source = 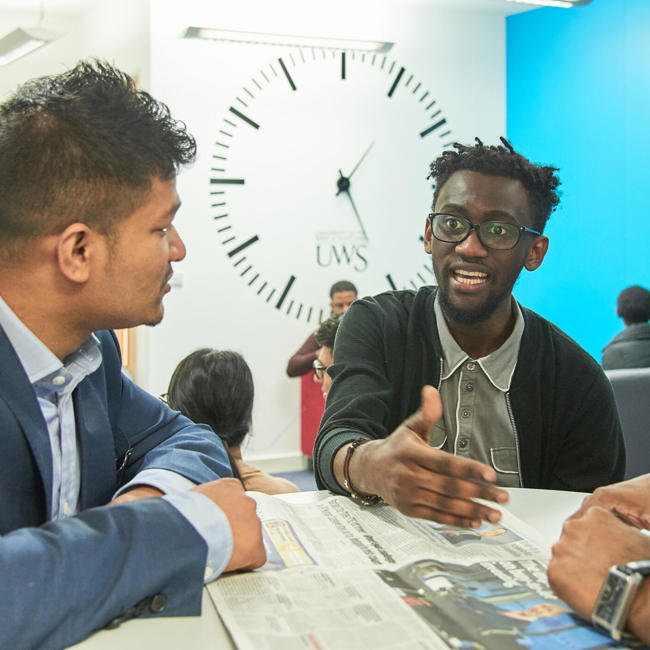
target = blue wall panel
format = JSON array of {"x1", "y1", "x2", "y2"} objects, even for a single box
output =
[{"x1": 507, "y1": 0, "x2": 650, "y2": 361}]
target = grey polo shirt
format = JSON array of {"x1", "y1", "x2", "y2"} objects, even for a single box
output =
[{"x1": 431, "y1": 296, "x2": 523, "y2": 487}]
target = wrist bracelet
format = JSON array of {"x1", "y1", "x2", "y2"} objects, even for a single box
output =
[{"x1": 342, "y1": 438, "x2": 382, "y2": 506}]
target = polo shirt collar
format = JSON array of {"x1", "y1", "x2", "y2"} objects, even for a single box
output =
[{"x1": 434, "y1": 293, "x2": 524, "y2": 392}]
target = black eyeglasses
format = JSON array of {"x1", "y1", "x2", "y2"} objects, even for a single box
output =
[
  {"x1": 313, "y1": 359, "x2": 328, "y2": 380},
  {"x1": 428, "y1": 212, "x2": 541, "y2": 251}
]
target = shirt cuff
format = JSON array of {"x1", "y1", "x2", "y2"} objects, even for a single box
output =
[
  {"x1": 163, "y1": 491, "x2": 233, "y2": 583},
  {"x1": 113, "y1": 468, "x2": 196, "y2": 499}
]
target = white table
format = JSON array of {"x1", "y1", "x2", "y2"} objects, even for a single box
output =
[{"x1": 73, "y1": 488, "x2": 587, "y2": 649}]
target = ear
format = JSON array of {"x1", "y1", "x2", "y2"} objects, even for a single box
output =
[
  {"x1": 524, "y1": 235, "x2": 549, "y2": 272},
  {"x1": 56, "y1": 222, "x2": 98, "y2": 283},
  {"x1": 424, "y1": 217, "x2": 433, "y2": 254}
]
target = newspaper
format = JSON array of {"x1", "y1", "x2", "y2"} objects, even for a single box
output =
[{"x1": 207, "y1": 493, "x2": 648, "y2": 650}]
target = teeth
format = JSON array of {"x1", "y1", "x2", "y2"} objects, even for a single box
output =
[{"x1": 454, "y1": 270, "x2": 487, "y2": 285}]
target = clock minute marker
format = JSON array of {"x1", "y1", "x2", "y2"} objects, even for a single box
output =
[
  {"x1": 386, "y1": 274, "x2": 397, "y2": 290},
  {"x1": 211, "y1": 178, "x2": 245, "y2": 185},
  {"x1": 228, "y1": 235, "x2": 259, "y2": 258},
  {"x1": 341, "y1": 51, "x2": 346, "y2": 80},
  {"x1": 420, "y1": 118, "x2": 447, "y2": 138},
  {"x1": 276, "y1": 275, "x2": 296, "y2": 309},
  {"x1": 228, "y1": 107, "x2": 260, "y2": 130},
  {"x1": 387, "y1": 67, "x2": 405, "y2": 98},
  {"x1": 278, "y1": 58, "x2": 296, "y2": 91}
]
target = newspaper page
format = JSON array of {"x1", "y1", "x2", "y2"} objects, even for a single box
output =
[{"x1": 207, "y1": 493, "x2": 648, "y2": 650}]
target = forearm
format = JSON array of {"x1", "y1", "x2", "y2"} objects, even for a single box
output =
[
  {"x1": 628, "y1": 580, "x2": 650, "y2": 643},
  {"x1": 286, "y1": 351, "x2": 317, "y2": 377},
  {"x1": 0, "y1": 499, "x2": 206, "y2": 649},
  {"x1": 286, "y1": 333, "x2": 318, "y2": 377}
]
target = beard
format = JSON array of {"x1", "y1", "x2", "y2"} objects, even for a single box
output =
[{"x1": 437, "y1": 278, "x2": 516, "y2": 325}]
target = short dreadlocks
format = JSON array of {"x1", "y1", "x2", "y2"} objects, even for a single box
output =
[{"x1": 429, "y1": 137, "x2": 561, "y2": 233}]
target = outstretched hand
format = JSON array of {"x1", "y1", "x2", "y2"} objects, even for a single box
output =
[{"x1": 339, "y1": 386, "x2": 509, "y2": 527}]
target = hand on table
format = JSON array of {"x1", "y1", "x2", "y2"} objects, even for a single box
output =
[
  {"x1": 548, "y1": 506, "x2": 650, "y2": 642},
  {"x1": 572, "y1": 473, "x2": 650, "y2": 529},
  {"x1": 192, "y1": 478, "x2": 266, "y2": 572},
  {"x1": 337, "y1": 386, "x2": 509, "y2": 527}
]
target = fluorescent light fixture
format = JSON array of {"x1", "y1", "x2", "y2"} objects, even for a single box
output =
[
  {"x1": 0, "y1": 26, "x2": 60, "y2": 66},
  {"x1": 505, "y1": 0, "x2": 592, "y2": 6},
  {"x1": 183, "y1": 27, "x2": 393, "y2": 53}
]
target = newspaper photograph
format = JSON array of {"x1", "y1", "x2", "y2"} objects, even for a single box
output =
[{"x1": 207, "y1": 493, "x2": 648, "y2": 650}]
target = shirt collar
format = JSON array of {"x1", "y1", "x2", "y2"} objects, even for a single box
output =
[
  {"x1": 434, "y1": 293, "x2": 524, "y2": 391},
  {"x1": 0, "y1": 295, "x2": 101, "y2": 387}
]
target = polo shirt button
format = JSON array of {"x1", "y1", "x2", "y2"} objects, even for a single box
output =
[
  {"x1": 458, "y1": 438, "x2": 469, "y2": 449},
  {"x1": 461, "y1": 408, "x2": 472, "y2": 418},
  {"x1": 52, "y1": 375, "x2": 66, "y2": 386},
  {"x1": 464, "y1": 382, "x2": 474, "y2": 392},
  {"x1": 466, "y1": 362, "x2": 476, "y2": 371},
  {"x1": 149, "y1": 594, "x2": 168, "y2": 613}
]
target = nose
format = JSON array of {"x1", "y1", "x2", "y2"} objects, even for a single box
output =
[
  {"x1": 454, "y1": 227, "x2": 488, "y2": 258},
  {"x1": 168, "y1": 226, "x2": 187, "y2": 262}
]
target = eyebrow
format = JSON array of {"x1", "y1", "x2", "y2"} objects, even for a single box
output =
[{"x1": 437, "y1": 203, "x2": 521, "y2": 223}]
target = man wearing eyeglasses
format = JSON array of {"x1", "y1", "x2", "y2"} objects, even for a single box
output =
[
  {"x1": 314, "y1": 138, "x2": 624, "y2": 527},
  {"x1": 313, "y1": 315, "x2": 343, "y2": 400}
]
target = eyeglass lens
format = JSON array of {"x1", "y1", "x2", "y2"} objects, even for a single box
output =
[{"x1": 431, "y1": 213, "x2": 521, "y2": 250}]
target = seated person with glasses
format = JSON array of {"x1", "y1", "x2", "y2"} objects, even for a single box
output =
[
  {"x1": 167, "y1": 349, "x2": 299, "y2": 495},
  {"x1": 314, "y1": 138, "x2": 624, "y2": 528},
  {"x1": 313, "y1": 314, "x2": 343, "y2": 400}
]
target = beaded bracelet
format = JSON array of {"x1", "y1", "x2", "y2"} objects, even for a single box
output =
[{"x1": 342, "y1": 438, "x2": 382, "y2": 506}]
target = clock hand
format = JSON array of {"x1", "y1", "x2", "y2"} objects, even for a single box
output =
[
  {"x1": 336, "y1": 170, "x2": 368, "y2": 239},
  {"x1": 344, "y1": 185, "x2": 368, "y2": 241},
  {"x1": 348, "y1": 141, "x2": 375, "y2": 179}
]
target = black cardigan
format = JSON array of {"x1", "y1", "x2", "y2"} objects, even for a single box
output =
[{"x1": 314, "y1": 286, "x2": 625, "y2": 493}]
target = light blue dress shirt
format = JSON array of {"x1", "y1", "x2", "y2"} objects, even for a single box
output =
[{"x1": 0, "y1": 296, "x2": 232, "y2": 581}]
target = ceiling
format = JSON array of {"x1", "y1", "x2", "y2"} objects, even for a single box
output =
[{"x1": 0, "y1": 0, "x2": 535, "y2": 18}]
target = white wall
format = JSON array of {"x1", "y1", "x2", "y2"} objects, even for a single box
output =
[
  {"x1": 1, "y1": 0, "x2": 506, "y2": 468},
  {"x1": 145, "y1": 0, "x2": 506, "y2": 465}
]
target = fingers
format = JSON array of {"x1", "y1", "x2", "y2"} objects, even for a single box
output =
[
  {"x1": 193, "y1": 478, "x2": 266, "y2": 572},
  {"x1": 403, "y1": 386, "x2": 443, "y2": 443},
  {"x1": 389, "y1": 461, "x2": 507, "y2": 526}
]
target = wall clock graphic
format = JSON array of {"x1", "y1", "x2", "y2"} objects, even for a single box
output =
[{"x1": 210, "y1": 47, "x2": 453, "y2": 323}]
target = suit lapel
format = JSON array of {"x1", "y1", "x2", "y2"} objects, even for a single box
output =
[
  {"x1": 0, "y1": 327, "x2": 54, "y2": 519},
  {"x1": 75, "y1": 376, "x2": 117, "y2": 508}
]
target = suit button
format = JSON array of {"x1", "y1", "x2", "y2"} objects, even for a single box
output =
[{"x1": 150, "y1": 594, "x2": 168, "y2": 613}]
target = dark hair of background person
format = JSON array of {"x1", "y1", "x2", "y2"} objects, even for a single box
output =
[
  {"x1": 167, "y1": 349, "x2": 255, "y2": 483},
  {"x1": 316, "y1": 313, "x2": 343, "y2": 349},
  {"x1": 617, "y1": 285, "x2": 650, "y2": 323},
  {"x1": 0, "y1": 59, "x2": 196, "y2": 256},
  {"x1": 428, "y1": 137, "x2": 561, "y2": 233},
  {"x1": 329, "y1": 280, "x2": 357, "y2": 298}
]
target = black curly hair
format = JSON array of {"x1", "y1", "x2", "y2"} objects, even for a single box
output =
[
  {"x1": 0, "y1": 59, "x2": 196, "y2": 249},
  {"x1": 429, "y1": 137, "x2": 561, "y2": 233}
]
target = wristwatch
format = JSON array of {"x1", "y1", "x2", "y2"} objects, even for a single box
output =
[{"x1": 592, "y1": 559, "x2": 650, "y2": 640}]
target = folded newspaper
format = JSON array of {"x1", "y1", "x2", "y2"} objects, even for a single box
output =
[{"x1": 208, "y1": 492, "x2": 648, "y2": 650}]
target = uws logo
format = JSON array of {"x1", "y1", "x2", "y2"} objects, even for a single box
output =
[{"x1": 315, "y1": 231, "x2": 368, "y2": 272}]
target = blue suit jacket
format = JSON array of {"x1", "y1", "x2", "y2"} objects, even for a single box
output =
[{"x1": 0, "y1": 328, "x2": 233, "y2": 648}]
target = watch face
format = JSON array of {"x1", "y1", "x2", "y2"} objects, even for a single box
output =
[
  {"x1": 593, "y1": 566, "x2": 642, "y2": 640},
  {"x1": 210, "y1": 47, "x2": 453, "y2": 323}
]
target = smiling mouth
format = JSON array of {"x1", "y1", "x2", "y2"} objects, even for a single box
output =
[{"x1": 453, "y1": 270, "x2": 488, "y2": 286}]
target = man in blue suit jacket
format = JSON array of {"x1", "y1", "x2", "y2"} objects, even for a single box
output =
[{"x1": 0, "y1": 61, "x2": 265, "y2": 648}]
